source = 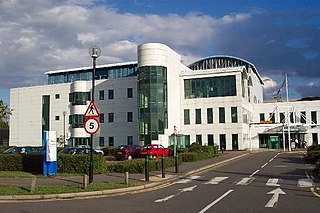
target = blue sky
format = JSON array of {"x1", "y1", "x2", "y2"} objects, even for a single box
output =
[{"x1": 0, "y1": 0, "x2": 319, "y2": 105}]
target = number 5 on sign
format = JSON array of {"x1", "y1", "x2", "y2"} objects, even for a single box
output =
[{"x1": 84, "y1": 118, "x2": 100, "y2": 134}]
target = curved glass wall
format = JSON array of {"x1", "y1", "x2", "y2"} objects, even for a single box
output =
[
  {"x1": 69, "y1": 92, "x2": 90, "y2": 105},
  {"x1": 138, "y1": 66, "x2": 168, "y2": 144},
  {"x1": 48, "y1": 64, "x2": 138, "y2": 84},
  {"x1": 184, "y1": 76, "x2": 236, "y2": 99}
]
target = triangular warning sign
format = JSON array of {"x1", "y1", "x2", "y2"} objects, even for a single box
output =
[{"x1": 84, "y1": 101, "x2": 100, "y2": 118}]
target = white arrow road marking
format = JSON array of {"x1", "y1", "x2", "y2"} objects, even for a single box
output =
[
  {"x1": 236, "y1": 177, "x2": 254, "y2": 185},
  {"x1": 198, "y1": 190, "x2": 234, "y2": 213},
  {"x1": 265, "y1": 187, "x2": 286, "y2": 208},
  {"x1": 298, "y1": 179, "x2": 314, "y2": 188},
  {"x1": 266, "y1": 178, "x2": 280, "y2": 187},
  {"x1": 204, "y1": 177, "x2": 229, "y2": 185},
  {"x1": 176, "y1": 175, "x2": 201, "y2": 184},
  {"x1": 154, "y1": 185, "x2": 197, "y2": 203}
]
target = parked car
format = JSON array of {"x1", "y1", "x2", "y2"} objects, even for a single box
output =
[
  {"x1": 59, "y1": 147, "x2": 104, "y2": 155},
  {"x1": 114, "y1": 145, "x2": 142, "y2": 160},
  {"x1": 140, "y1": 144, "x2": 169, "y2": 158},
  {"x1": 2, "y1": 146, "x2": 43, "y2": 154}
]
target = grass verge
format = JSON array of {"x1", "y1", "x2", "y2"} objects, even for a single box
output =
[{"x1": 0, "y1": 182, "x2": 139, "y2": 195}]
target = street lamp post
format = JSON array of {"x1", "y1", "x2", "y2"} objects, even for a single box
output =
[
  {"x1": 63, "y1": 111, "x2": 67, "y2": 148},
  {"x1": 88, "y1": 46, "x2": 101, "y2": 184}
]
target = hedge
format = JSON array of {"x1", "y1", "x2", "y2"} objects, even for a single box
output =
[
  {"x1": 306, "y1": 150, "x2": 320, "y2": 164},
  {"x1": 307, "y1": 144, "x2": 320, "y2": 153},
  {"x1": 315, "y1": 160, "x2": 320, "y2": 176}
]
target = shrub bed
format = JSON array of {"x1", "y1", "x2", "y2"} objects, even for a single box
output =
[
  {"x1": 306, "y1": 150, "x2": 320, "y2": 164},
  {"x1": 307, "y1": 144, "x2": 320, "y2": 153},
  {"x1": 315, "y1": 160, "x2": 320, "y2": 176}
]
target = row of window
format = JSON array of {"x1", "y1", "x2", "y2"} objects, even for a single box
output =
[
  {"x1": 98, "y1": 135, "x2": 134, "y2": 147},
  {"x1": 260, "y1": 111, "x2": 317, "y2": 124},
  {"x1": 69, "y1": 112, "x2": 134, "y2": 128},
  {"x1": 184, "y1": 133, "x2": 239, "y2": 150},
  {"x1": 99, "y1": 88, "x2": 133, "y2": 100},
  {"x1": 184, "y1": 107, "x2": 238, "y2": 125}
]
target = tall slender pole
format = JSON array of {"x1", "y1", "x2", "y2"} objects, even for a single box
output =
[
  {"x1": 89, "y1": 57, "x2": 96, "y2": 184},
  {"x1": 285, "y1": 73, "x2": 291, "y2": 152},
  {"x1": 63, "y1": 111, "x2": 66, "y2": 148}
]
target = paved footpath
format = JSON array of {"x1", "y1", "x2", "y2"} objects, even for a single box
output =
[{"x1": 0, "y1": 150, "x2": 318, "y2": 201}]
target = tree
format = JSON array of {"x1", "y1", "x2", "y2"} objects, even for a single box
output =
[{"x1": 0, "y1": 100, "x2": 11, "y2": 130}]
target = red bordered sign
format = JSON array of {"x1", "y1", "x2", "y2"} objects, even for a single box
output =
[
  {"x1": 84, "y1": 101, "x2": 100, "y2": 118},
  {"x1": 84, "y1": 118, "x2": 100, "y2": 135}
]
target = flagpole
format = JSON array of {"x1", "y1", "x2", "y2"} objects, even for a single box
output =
[{"x1": 285, "y1": 73, "x2": 291, "y2": 152}]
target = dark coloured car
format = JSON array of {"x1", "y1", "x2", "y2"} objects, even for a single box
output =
[
  {"x1": 59, "y1": 147, "x2": 104, "y2": 155},
  {"x1": 114, "y1": 145, "x2": 142, "y2": 160},
  {"x1": 2, "y1": 146, "x2": 43, "y2": 154}
]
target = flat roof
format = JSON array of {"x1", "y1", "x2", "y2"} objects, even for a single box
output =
[{"x1": 45, "y1": 61, "x2": 137, "y2": 75}]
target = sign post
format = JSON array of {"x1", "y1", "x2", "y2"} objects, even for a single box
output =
[
  {"x1": 84, "y1": 100, "x2": 100, "y2": 184},
  {"x1": 43, "y1": 131, "x2": 57, "y2": 176}
]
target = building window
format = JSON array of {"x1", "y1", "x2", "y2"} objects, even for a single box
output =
[
  {"x1": 279, "y1": 112, "x2": 285, "y2": 123},
  {"x1": 300, "y1": 111, "x2": 306, "y2": 124},
  {"x1": 55, "y1": 116, "x2": 60, "y2": 121},
  {"x1": 108, "y1": 90, "x2": 114, "y2": 99},
  {"x1": 269, "y1": 113, "x2": 275, "y2": 123},
  {"x1": 219, "y1": 107, "x2": 225, "y2": 123},
  {"x1": 185, "y1": 135, "x2": 190, "y2": 147},
  {"x1": 184, "y1": 109, "x2": 190, "y2": 125},
  {"x1": 184, "y1": 75, "x2": 236, "y2": 99},
  {"x1": 311, "y1": 111, "x2": 317, "y2": 124},
  {"x1": 259, "y1": 113, "x2": 265, "y2": 122},
  {"x1": 127, "y1": 136, "x2": 133, "y2": 145},
  {"x1": 99, "y1": 137, "x2": 105, "y2": 147},
  {"x1": 207, "y1": 108, "x2": 213, "y2": 124},
  {"x1": 220, "y1": 134, "x2": 226, "y2": 150},
  {"x1": 312, "y1": 133, "x2": 318, "y2": 145},
  {"x1": 99, "y1": 90, "x2": 104, "y2": 100},
  {"x1": 231, "y1": 107, "x2": 237, "y2": 123},
  {"x1": 127, "y1": 112, "x2": 133, "y2": 122},
  {"x1": 290, "y1": 112, "x2": 295, "y2": 123},
  {"x1": 208, "y1": 134, "x2": 214, "y2": 146},
  {"x1": 232, "y1": 134, "x2": 238, "y2": 150},
  {"x1": 109, "y1": 137, "x2": 114, "y2": 146},
  {"x1": 108, "y1": 113, "x2": 114, "y2": 123},
  {"x1": 100, "y1": 113, "x2": 104, "y2": 123},
  {"x1": 69, "y1": 92, "x2": 90, "y2": 105},
  {"x1": 195, "y1": 109, "x2": 201, "y2": 124},
  {"x1": 55, "y1": 94, "x2": 60, "y2": 99},
  {"x1": 196, "y1": 135, "x2": 202, "y2": 145},
  {"x1": 69, "y1": 114, "x2": 85, "y2": 128},
  {"x1": 127, "y1": 88, "x2": 133, "y2": 98}
]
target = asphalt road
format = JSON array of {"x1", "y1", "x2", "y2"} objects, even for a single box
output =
[{"x1": 1, "y1": 151, "x2": 319, "y2": 213}]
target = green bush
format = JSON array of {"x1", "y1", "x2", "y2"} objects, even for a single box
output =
[
  {"x1": 307, "y1": 144, "x2": 320, "y2": 153},
  {"x1": 315, "y1": 160, "x2": 320, "y2": 176},
  {"x1": 306, "y1": 150, "x2": 320, "y2": 164},
  {"x1": 0, "y1": 154, "x2": 24, "y2": 171},
  {"x1": 101, "y1": 146, "x2": 116, "y2": 156},
  {"x1": 58, "y1": 154, "x2": 107, "y2": 174}
]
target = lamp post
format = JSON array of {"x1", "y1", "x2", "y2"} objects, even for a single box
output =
[
  {"x1": 63, "y1": 111, "x2": 67, "y2": 148},
  {"x1": 88, "y1": 46, "x2": 101, "y2": 184}
]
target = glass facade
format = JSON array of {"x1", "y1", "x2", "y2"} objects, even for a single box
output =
[
  {"x1": 184, "y1": 76, "x2": 236, "y2": 99},
  {"x1": 69, "y1": 114, "x2": 84, "y2": 128},
  {"x1": 48, "y1": 63, "x2": 138, "y2": 84},
  {"x1": 138, "y1": 66, "x2": 168, "y2": 144},
  {"x1": 69, "y1": 92, "x2": 90, "y2": 105}
]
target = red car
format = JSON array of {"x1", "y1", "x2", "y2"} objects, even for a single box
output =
[
  {"x1": 140, "y1": 144, "x2": 169, "y2": 158},
  {"x1": 114, "y1": 145, "x2": 142, "y2": 160}
]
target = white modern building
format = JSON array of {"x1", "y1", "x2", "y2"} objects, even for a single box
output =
[{"x1": 9, "y1": 43, "x2": 320, "y2": 150}]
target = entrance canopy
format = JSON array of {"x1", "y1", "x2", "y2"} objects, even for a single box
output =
[{"x1": 262, "y1": 124, "x2": 307, "y2": 134}]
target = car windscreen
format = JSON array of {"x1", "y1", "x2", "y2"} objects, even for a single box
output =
[{"x1": 142, "y1": 145, "x2": 152, "y2": 150}]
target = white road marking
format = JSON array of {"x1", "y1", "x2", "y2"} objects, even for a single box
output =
[
  {"x1": 250, "y1": 169, "x2": 259, "y2": 177},
  {"x1": 298, "y1": 179, "x2": 314, "y2": 188},
  {"x1": 236, "y1": 177, "x2": 255, "y2": 185},
  {"x1": 274, "y1": 165, "x2": 287, "y2": 168},
  {"x1": 154, "y1": 185, "x2": 197, "y2": 203},
  {"x1": 176, "y1": 175, "x2": 201, "y2": 184},
  {"x1": 204, "y1": 177, "x2": 229, "y2": 185},
  {"x1": 261, "y1": 163, "x2": 268, "y2": 168},
  {"x1": 265, "y1": 188, "x2": 286, "y2": 208},
  {"x1": 198, "y1": 190, "x2": 234, "y2": 213},
  {"x1": 266, "y1": 178, "x2": 280, "y2": 187}
]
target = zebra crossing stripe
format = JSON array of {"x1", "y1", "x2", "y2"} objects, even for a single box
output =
[
  {"x1": 266, "y1": 178, "x2": 280, "y2": 186},
  {"x1": 204, "y1": 177, "x2": 229, "y2": 185},
  {"x1": 298, "y1": 179, "x2": 314, "y2": 188},
  {"x1": 176, "y1": 175, "x2": 201, "y2": 184},
  {"x1": 236, "y1": 177, "x2": 255, "y2": 185}
]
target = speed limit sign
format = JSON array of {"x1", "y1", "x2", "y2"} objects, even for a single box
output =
[{"x1": 84, "y1": 118, "x2": 100, "y2": 134}]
